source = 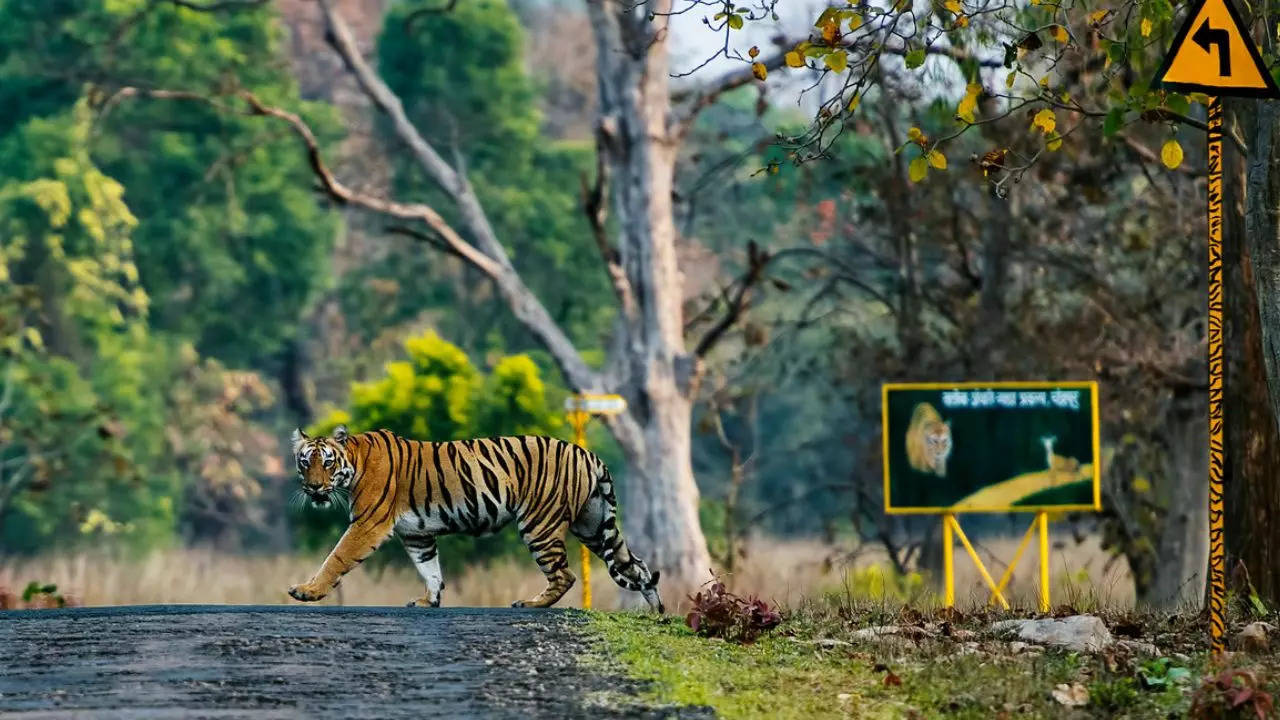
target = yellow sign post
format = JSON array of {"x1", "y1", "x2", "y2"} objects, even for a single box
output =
[
  {"x1": 1153, "y1": 0, "x2": 1279, "y2": 655},
  {"x1": 564, "y1": 393, "x2": 627, "y2": 609}
]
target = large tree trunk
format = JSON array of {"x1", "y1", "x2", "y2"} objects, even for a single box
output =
[
  {"x1": 1143, "y1": 389, "x2": 1208, "y2": 608},
  {"x1": 589, "y1": 0, "x2": 712, "y2": 600},
  {"x1": 1226, "y1": 96, "x2": 1280, "y2": 602}
]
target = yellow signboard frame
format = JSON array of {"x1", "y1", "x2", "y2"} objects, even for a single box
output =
[{"x1": 881, "y1": 381, "x2": 1102, "y2": 515}]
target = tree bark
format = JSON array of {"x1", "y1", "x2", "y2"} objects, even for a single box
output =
[
  {"x1": 1143, "y1": 388, "x2": 1208, "y2": 609},
  {"x1": 1225, "y1": 97, "x2": 1280, "y2": 602},
  {"x1": 588, "y1": 0, "x2": 712, "y2": 599}
]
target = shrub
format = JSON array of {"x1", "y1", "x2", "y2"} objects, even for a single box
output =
[
  {"x1": 685, "y1": 576, "x2": 782, "y2": 644},
  {"x1": 1189, "y1": 667, "x2": 1275, "y2": 720},
  {"x1": 0, "y1": 582, "x2": 77, "y2": 609}
]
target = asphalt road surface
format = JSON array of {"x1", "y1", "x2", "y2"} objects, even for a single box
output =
[{"x1": 0, "y1": 605, "x2": 711, "y2": 719}]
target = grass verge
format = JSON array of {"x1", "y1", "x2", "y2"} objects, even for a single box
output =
[{"x1": 582, "y1": 605, "x2": 1235, "y2": 719}]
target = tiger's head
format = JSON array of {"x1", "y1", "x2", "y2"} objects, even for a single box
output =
[{"x1": 291, "y1": 425, "x2": 355, "y2": 507}]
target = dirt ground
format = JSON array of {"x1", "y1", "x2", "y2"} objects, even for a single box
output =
[{"x1": 0, "y1": 605, "x2": 710, "y2": 719}]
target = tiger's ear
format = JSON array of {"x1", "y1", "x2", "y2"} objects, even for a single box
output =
[
  {"x1": 332, "y1": 425, "x2": 348, "y2": 443},
  {"x1": 291, "y1": 428, "x2": 308, "y2": 452}
]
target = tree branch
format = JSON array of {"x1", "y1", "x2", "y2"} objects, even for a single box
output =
[
  {"x1": 693, "y1": 241, "x2": 771, "y2": 357},
  {"x1": 582, "y1": 127, "x2": 638, "y2": 320},
  {"x1": 163, "y1": 0, "x2": 269, "y2": 11},
  {"x1": 316, "y1": 0, "x2": 608, "y2": 396}
]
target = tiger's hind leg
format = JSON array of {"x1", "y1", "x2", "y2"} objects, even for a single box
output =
[
  {"x1": 512, "y1": 519, "x2": 576, "y2": 608},
  {"x1": 571, "y1": 487, "x2": 663, "y2": 613}
]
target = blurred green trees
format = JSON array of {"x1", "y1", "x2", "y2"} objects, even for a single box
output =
[{"x1": 0, "y1": 0, "x2": 334, "y2": 552}]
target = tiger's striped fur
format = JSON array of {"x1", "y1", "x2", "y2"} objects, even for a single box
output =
[{"x1": 287, "y1": 425, "x2": 663, "y2": 611}]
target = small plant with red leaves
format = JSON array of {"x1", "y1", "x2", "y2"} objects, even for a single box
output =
[
  {"x1": 1189, "y1": 667, "x2": 1275, "y2": 720},
  {"x1": 685, "y1": 575, "x2": 782, "y2": 644}
]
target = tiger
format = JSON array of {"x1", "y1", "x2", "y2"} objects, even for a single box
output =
[
  {"x1": 286, "y1": 425, "x2": 663, "y2": 612},
  {"x1": 905, "y1": 402, "x2": 952, "y2": 477}
]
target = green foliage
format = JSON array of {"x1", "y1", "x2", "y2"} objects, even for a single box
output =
[
  {"x1": 298, "y1": 331, "x2": 565, "y2": 567},
  {"x1": 0, "y1": 0, "x2": 338, "y2": 369},
  {"x1": 0, "y1": 105, "x2": 178, "y2": 552},
  {"x1": 1089, "y1": 677, "x2": 1140, "y2": 712}
]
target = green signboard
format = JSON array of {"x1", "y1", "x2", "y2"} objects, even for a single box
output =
[{"x1": 882, "y1": 382, "x2": 1101, "y2": 514}]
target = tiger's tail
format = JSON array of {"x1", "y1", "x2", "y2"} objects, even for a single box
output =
[{"x1": 572, "y1": 458, "x2": 664, "y2": 612}]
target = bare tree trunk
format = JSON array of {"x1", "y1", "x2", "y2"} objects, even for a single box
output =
[
  {"x1": 1225, "y1": 97, "x2": 1280, "y2": 602},
  {"x1": 1143, "y1": 389, "x2": 1208, "y2": 609},
  {"x1": 589, "y1": 0, "x2": 712, "y2": 600}
]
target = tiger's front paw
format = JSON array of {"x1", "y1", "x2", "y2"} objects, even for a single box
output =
[{"x1": 288, "y1": 582, "x2": 327, "y2": 602}]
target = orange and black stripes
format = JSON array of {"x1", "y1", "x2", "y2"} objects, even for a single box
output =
[{"x1": 288, "y1": 427, "x2": 663, "y2": 611}]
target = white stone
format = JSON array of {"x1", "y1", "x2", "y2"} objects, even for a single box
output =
[{"x1": 990, "y1": 615, "x2": 1113, "y2": 653}]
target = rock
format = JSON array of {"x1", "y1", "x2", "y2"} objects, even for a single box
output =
[
  {"x1": 1115, "y1": 639, "x2": 1160, "y2": 657},
  {"x1": 1233, "y1": 622, "x2": 1276, "y2": 653},
  {"x1": 850, "y1": 625, "x2": 934, "y2": 640},
  {"x1": 990, "y1": 615, "x2": 1113, "y2": 653},
  {"x1": 1008, "y1": 641, "x2": 1029, "y2": 654},
  {"x1": 1051, "y1": 683, "x2": 1089, "y2": 707},
  {"x1": 813, "y1": 638, "x2": 852, "y2": 648}
]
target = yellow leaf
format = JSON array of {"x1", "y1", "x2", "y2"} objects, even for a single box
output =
[
  {"x1": 752, "y1": 62, "x2": 768, "y2": 81},
  {"x1": 1189, "y1": 92, "x2": 1212, "y2": 105},
  {"x1": 727, "y1": 13, "x2": 743, "y2": 29},
  {"x1": 848, "y1": 13, "x2": 863, "y2": 30},
  {"x1": 928, "y1": 149, "x2": 947, "y2": 169},
  {"x1": 821, "y1": 19, "x2": 838, "y2": 45},
  {"x1": 1006, "y1": 71, "x2": 1017, "y2": 88},
  {"x1": 1052, "y1": 25, "x2": 1069, "y2": 43},
  {"x1": 1047, "y1": 133, "x2": 1063, "y2": 151},
  {"x1": 956, "y1": 82, "x2": 981, "y2": 123},
  {"x1": 944, "y1": 0, "x2": 961, "y2": 12},
  {"x1": 847, "y1": 94, "x2": 861, "y2": 112},
  {"x1": 1141, "y1": 18, "x2": 1152, "y2": 37},
  {"x1": 908, "y1": 156, "x2": 928, "y2": 182},
  {"x1": 1031, "y1": 108, "x2": 1056, "y2": 134},
  {"x1": 1133, "y1": 476, "x2": 1151, "y2": 493},
  {"x1": 785, "y1": 51, "x2": 805, "y2": 68},
  {"x1": 1089, "y1": 9, "x2": 1110, "y2": 24},
  {"x1": 825, "y1": 51, "x2": 847, "y2": 73},
  {"x1": 749, "y1": 45, "x2": 760, "y2": 59},
  {"x1": 907, "y1": 126, "x2": 924, "y2": 143},
  {"x1": 1161, "y1": 139, "x2": 1184, "y2": 169},
  {"x1": 955, "y1": 15, "x2": 969, "y2": 27},
  {"x1": 24, "y1": 327, "x2": 43, "y2": 350}
]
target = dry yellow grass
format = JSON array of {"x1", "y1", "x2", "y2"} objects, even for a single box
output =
[{"x1": 0, "y1": 533, "x2": 1133, "y2": 611}]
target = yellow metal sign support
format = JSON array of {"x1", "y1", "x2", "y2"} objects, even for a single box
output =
[
  {"x1": 564, "y1": 393, "x2": 627, "y2": 611},
  {"x1": 568, "y1": 408, "x2": 592, "y2": 609},
  {"x1": 943, "y1": 511, "x2": 1051, "y2": 612},
  {"x1": 1207, "y1": 96, "x2": 1226, "y2": 654}
]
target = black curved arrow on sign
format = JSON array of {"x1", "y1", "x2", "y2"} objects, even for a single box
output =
[{"x1": 1193, "y1": 18, "x2": 1231, "y2": 76}]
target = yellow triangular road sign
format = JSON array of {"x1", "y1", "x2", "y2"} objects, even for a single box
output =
[{"x1": 1153, "y1": 0, "x2": 1280, "y2": 97}]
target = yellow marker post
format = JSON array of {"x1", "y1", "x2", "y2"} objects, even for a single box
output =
[
  {"x1": 564, "y1": 393, "x2": 628, "y2": 610},
  {"x1": 1037, "y1": 511, "x2": 1050, "y2": 613},
  {"x1": 568, "y1": 409, "x2": 592, "y2": 609},
  {"x1": 1205, "y1": 98, "x2": 1226, "y2": 653},
  {"x1": 1151, "y1": 0, "x2": 1276, "y2": 649},
  {"x1": 942, "y1": 514, "x2": 954, "y2": 608}
]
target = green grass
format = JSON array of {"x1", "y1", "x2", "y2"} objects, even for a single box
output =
[{"x1": 582, "y1": 605, "x2": 1220, "y2": 719}]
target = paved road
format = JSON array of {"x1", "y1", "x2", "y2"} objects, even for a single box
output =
[{"x1": 0, "y1": 605, "x2": 710, "y2": 719}]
